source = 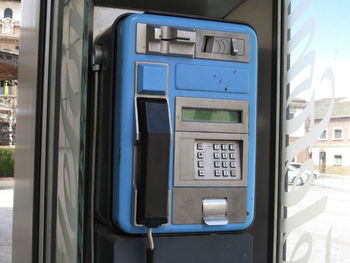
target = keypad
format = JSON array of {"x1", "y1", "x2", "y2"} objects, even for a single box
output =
[{"x1": 194, "y1": 141, "x2": 241, "y2": 180}]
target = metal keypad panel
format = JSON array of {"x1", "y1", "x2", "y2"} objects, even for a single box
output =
[{"x1": 194, "y1": 140, "x2": 241, "y2": 181}]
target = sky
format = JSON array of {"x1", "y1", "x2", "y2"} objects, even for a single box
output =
[{"x1": 288, "y1": 0, "x2": 350, "y2": 101}]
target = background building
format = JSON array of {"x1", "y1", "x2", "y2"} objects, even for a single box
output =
[
  {"x1": 312, "y1": 98, "x2": 350, "y2": 175},
  {"x1": 0, "y1": 0, "x2": 20, "y2": 146},
  {"x1": 288, "y1": 98, "x2": 310, "y2": 163},
  {"x1": 289, "y1": 97, "x2": 350, "y2": 175},
  {"x1": 0, "y1": 0, "x2": 20, "y2": 55}
]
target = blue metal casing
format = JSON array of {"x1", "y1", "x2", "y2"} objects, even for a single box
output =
[{"x1": 111, "y1": 14, "x2": 257, "y2": 234}]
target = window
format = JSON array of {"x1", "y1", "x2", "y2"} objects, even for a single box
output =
[
  {"x1": 0, "y1": 81, "x2": 12, "y2": 95},
  {"x1": 334, "y1": 155, "x2": 342, "y2": 165},
  {"x1": 280, "y1": 1, "x2": 350, "y2": 262},
  {"x1": 0, "y1": 83, "x2": 3, "y2": 94},
  {"x1": 4, "y1": 8, "x2": 13, "y2": 19},
  {"x1": 333, "y1": 127, "x2": 343, "y2": 140},
  {"x1": 319, "y1": 129, "x2": 328, "y2": 140}
]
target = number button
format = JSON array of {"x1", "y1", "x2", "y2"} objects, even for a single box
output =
[
  {"x1": 229, "y1": 144, "x2": 236, "y2": 151},
  {"x1": 197, "y1": 143, "x2": 203, "y2": 150},
  {"x1": 213, "y1": 144, "x2": 220, "y2": 150},
  {"x1": 198, "y1": 170, "x2": 205, "y2": 177},
  {"x1": 222, "y1": 161, "x2": 228, "y2": 168},
  {"x1": 214, "y1": 161, "x2": 220, "y2": 168},
  {"x1": 197, "y1": 152, "x2": 204, "y2": 159},
  {"x1": 230, "y1": 170, "x2": 237, "y2": 177},
  {"x1": 223, "y1": 170, "x2": 229, "y2": 177},
  {"x1": 222, "y1": 153, "x2": 228, "y2": 159},
  {"x1": 229, "y1": 153, "x2": 236, "y2": 159},
  {"x1": 198, "y1": 161, "x2": 204, "y2": 168},
  {"x1": 230, "y1": 161, "x2": 236, "y2": 168},
  {"x1": 221, "y1": 144, "x2": 228, "y2": 151},
  {"x1": 214, "y1": 170, "x2": 221, "y2": 177},
  {"x1": 213, "y1": 152, "x2": 220, "y2": 159}
]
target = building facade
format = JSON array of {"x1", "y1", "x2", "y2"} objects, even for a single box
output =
[
  {"x1": 312, "y1": 98, "x2": 350, "y2": 175},
  {"x1": 0, "y1": 0, "x2": 20, "y2": 54},
  {"x1": 0, "y1": 0, "x2": 20, "y2": 146},
  {"x1": 289, "y1": 98, "x2": 350, "y2": 175}
]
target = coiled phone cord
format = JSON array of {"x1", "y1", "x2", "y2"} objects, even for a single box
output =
[{"x1": 147, "y1": 228, "x2": 155, "y2": 263}]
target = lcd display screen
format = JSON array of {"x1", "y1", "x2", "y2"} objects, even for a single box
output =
[{"x1": 182, "y1": 108, "x2": 241, "y2": 123}]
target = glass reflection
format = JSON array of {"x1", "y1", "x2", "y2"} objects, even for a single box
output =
[{"x1": 281, "y1": 0, "x2": 350, "y2": 262}]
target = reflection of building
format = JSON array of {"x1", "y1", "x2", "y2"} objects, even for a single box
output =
[
  {"x1": 289, "y1": 98, "x2": 350, "y2": 175},
  {"x1": 0, "y1": 0, "x2": 20, "y2": 146},
  {"x1": 312, "y1": 98, "x2": 350, "y2": 175},
  {"x1": 0, "y1": 0, "x2": 20, "y2": 54}
]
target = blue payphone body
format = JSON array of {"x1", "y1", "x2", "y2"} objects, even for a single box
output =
[{"x1": 94, "y1": 13, "x2": 257, "y2": 234}]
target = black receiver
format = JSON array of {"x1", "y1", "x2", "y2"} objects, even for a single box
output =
[{"x1": 136, "y1": 98, "x2": 171, "y2": 228}]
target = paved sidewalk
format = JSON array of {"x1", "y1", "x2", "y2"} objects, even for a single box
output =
[
  {"x1": 0, "y1": 188, "x2": 13, "y2": 263},
  {"x1": 286, "y1": 174, "x2": 350, "y2": 262}
]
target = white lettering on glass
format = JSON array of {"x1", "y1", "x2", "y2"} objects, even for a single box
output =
[{"x1": 280, "y1": 0, "x2": 334, "y2": 262}]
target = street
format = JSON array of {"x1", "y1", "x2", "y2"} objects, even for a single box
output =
[
  {"x1": 286, "y1": 174, "x2": 350, "y2": 262},
  {"x1": 0, "y1": 188, "x2": 13, "y2": 263}
]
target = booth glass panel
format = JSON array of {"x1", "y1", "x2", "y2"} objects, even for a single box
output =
[{"x1": 279, "y1": 1, "x2": 350, "y2": 262}]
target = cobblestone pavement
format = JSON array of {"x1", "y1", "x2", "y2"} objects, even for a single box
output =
[{"x1": 0, "y1": 188, "x2": 13, "y2": 263}]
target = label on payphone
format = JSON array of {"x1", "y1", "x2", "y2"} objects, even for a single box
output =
[{"x1": 94, "y1": 13, "x2": 257, "y2": 234}]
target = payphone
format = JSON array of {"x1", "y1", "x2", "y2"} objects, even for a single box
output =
[{"x1": 94, "y1": 13, "x2": 257, "y2": 236}]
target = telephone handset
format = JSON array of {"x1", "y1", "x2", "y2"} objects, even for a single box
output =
[{"x1": 136, "y1": 98, "x2": 171, "y2": 228}]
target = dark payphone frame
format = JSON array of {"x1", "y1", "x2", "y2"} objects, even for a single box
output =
[
  {"x1": 91, "y1": 2, "x2": 274, "y2": 262},
  {"x1": 92, "y1": 13, "x2": 255, "y2": 263},
  {"x1": 11, "y1": 0, "x2": 279, "y2": 262}
]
